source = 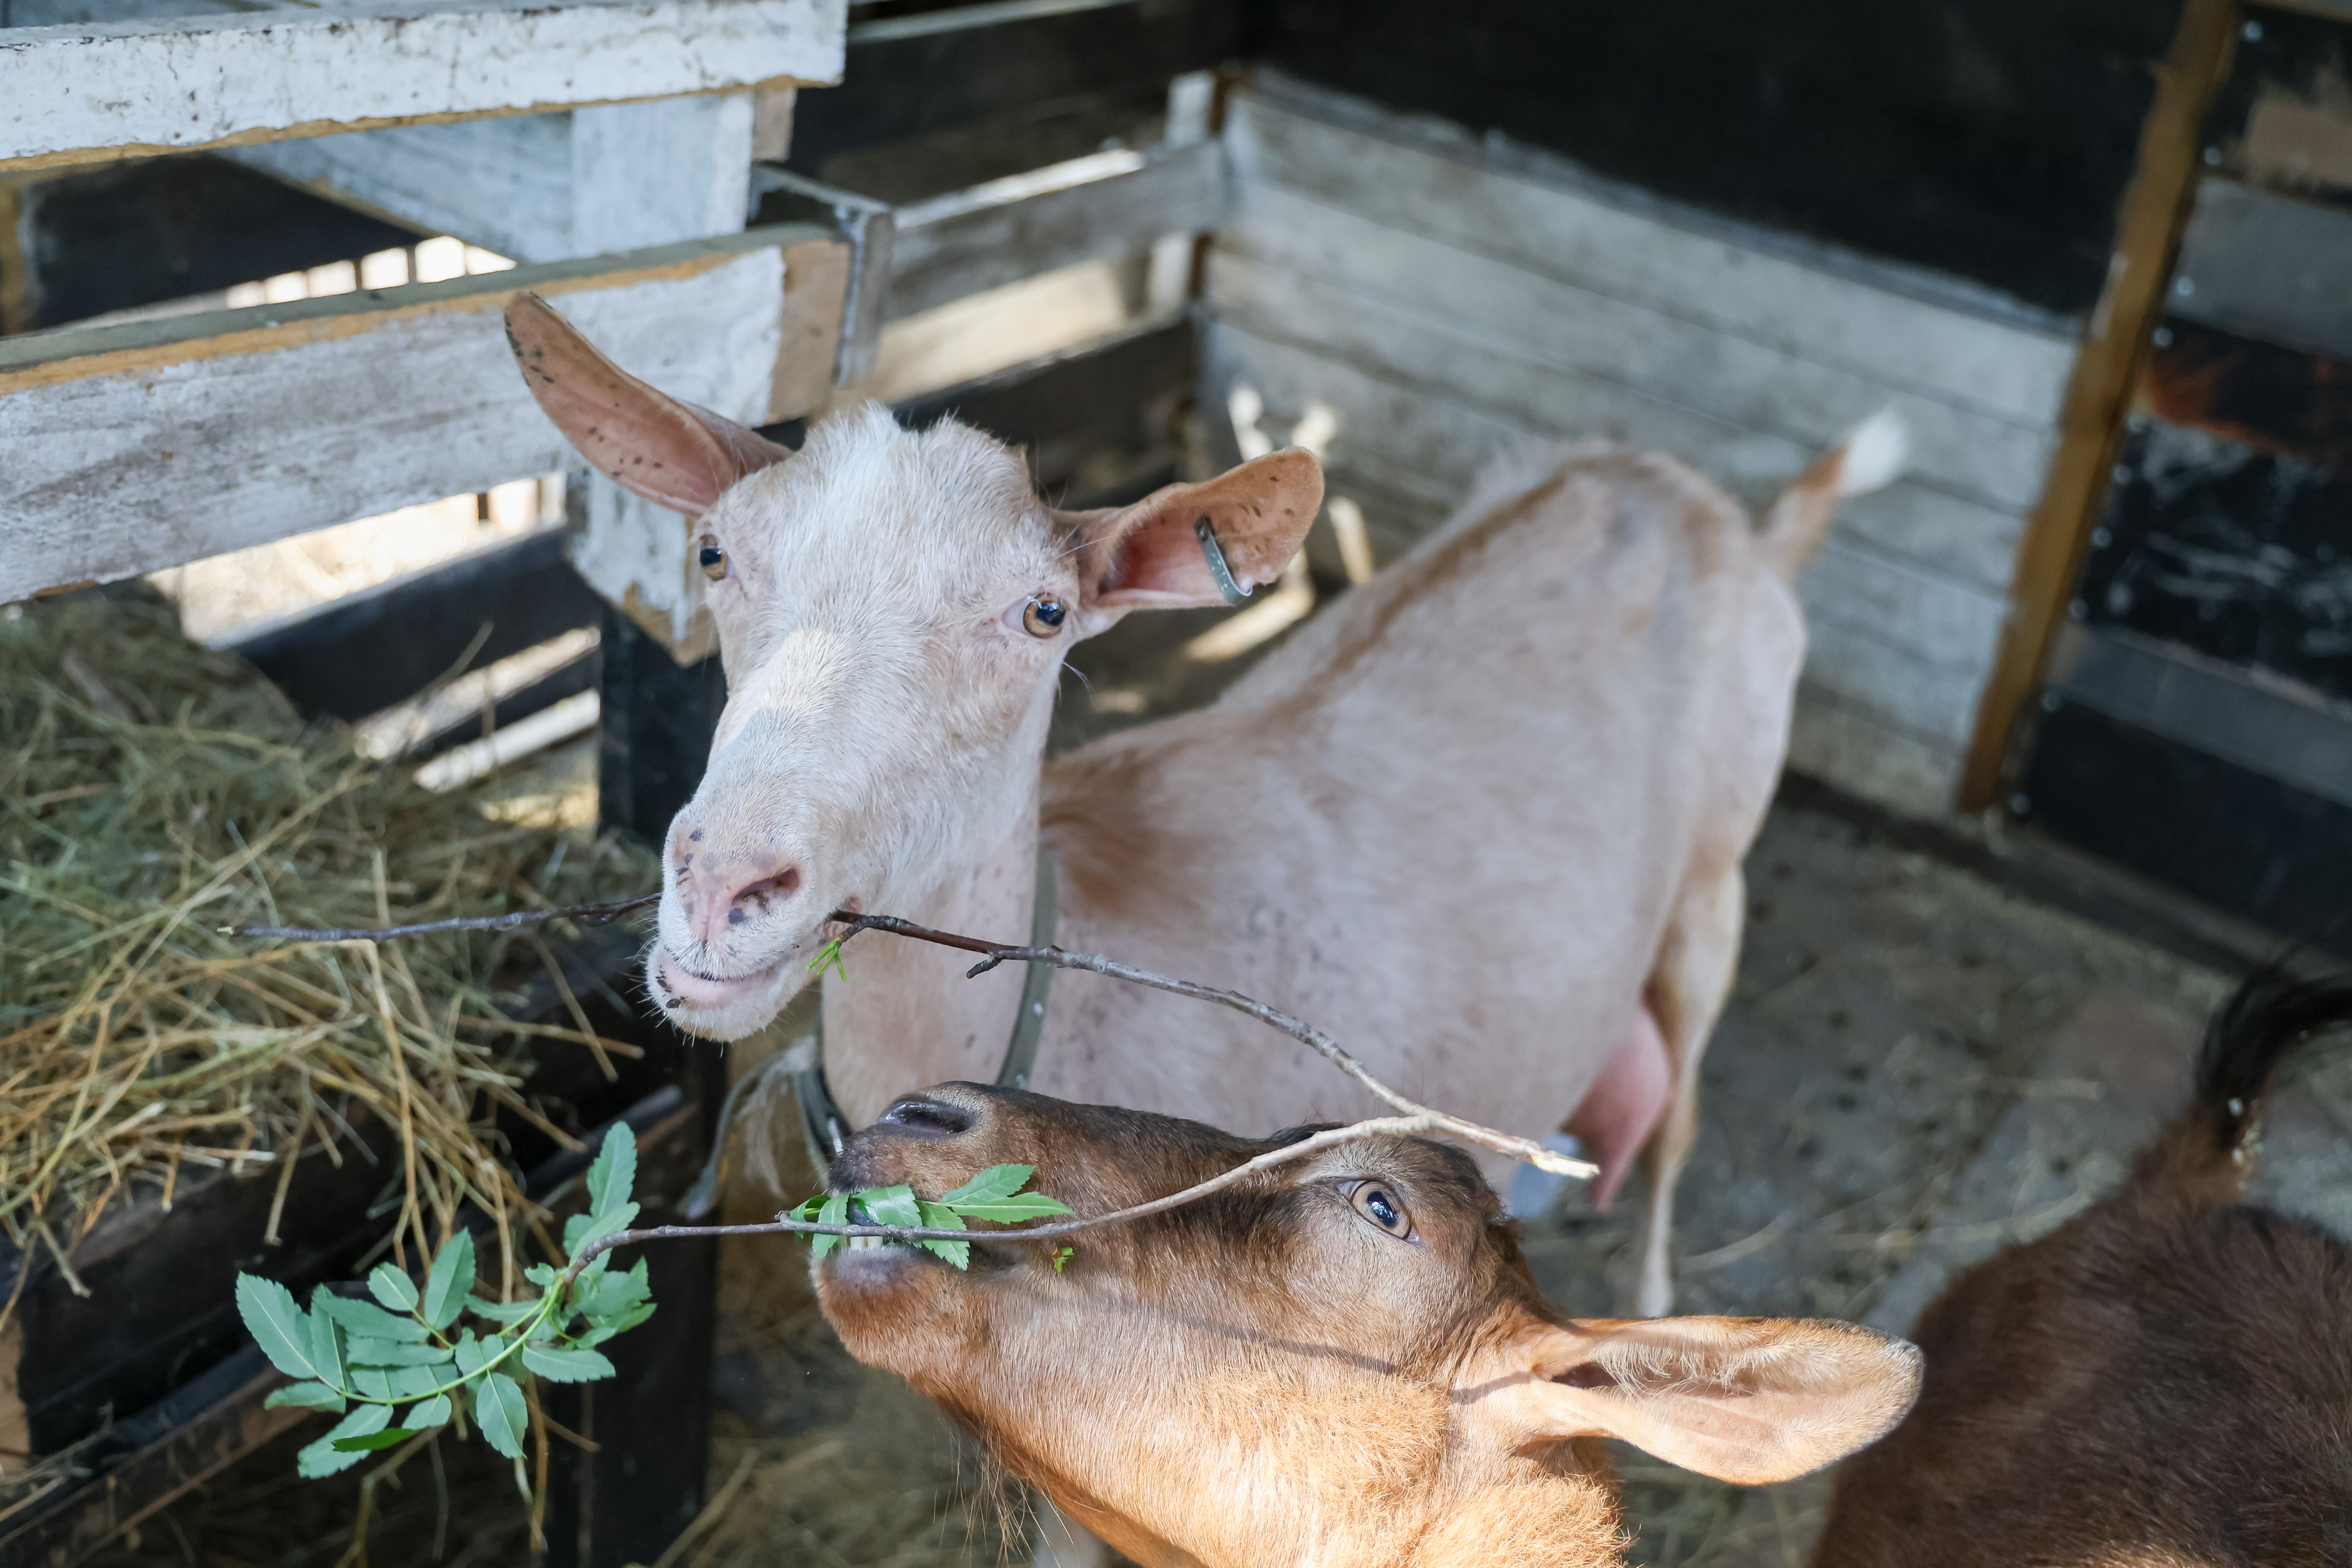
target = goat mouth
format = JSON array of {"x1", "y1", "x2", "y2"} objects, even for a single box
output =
[{"x1": 652, "y1": 948, "x2": 787, "y2": 1011}]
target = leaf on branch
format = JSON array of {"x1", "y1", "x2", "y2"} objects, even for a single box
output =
[
  {"x1": 236, "y1": 1276, "x2": 316, "y2": 1382},
  {"x1": 938, "y1": 1164, "x2": 1035, "y2": 1207},
  {"x1": 308, "y1": 1286, "x2": 348, "y2": 1393},
  {"x1": 367, "y1": 1264, "x2": 419, "y2": 1315},
  {"x1": 940, "y1": 1192, "x2": 1075, "y2": 1223},
  {"x1": 808, "y1": 936, "x2": 848, "y2": 982},
  {"x1": 914, "y1": 1202, "x2": 970, "y2": 1270},
  {"x1": 403, "y1": 1393, "x2": 453, "y2": 1429},
  {"x1": 297, "y1": 1404, "x2": 391, "y2": 1478},
  {"x1": 265, "y1": 1381, "x2": 348, "y2": 1413},
  {"x1": 332, "y1": 1426, "x2": 418, "y2": 1454},
  {"x1": 453, "y1": 1332, "x2": 492, "y2": 1380},
  {"x1": 352, "y1": 1367, "x2": 396, "y2": 1402},
  {"x1": 421, "y1": 1231, "x2": 476, "y2": 1332},
  {"x1": 524, "y1": 1262, "x2": 559, "y2": 1289},
  {"x1": 465, "y1": 1294, "x2": 542, "y2": 1324},
  {"x1": 320, "y1": 1295, "x2": 432, "y2": 1342},
  {"x1": 855, "y1": 1185, "x2": 921, "y2": 1228},
  {"x1": 810, "y1": 1192, "x2": 849, "y2": 1260},
  {"x1": 576, "y1": 1259, "x2": 650, "y2": 1327},
  {"x1": 585, "y1": 1121, "x2": 637, "y2": 1223},
  {"x1": 345, "y1": 1338, "x2": 457, "y2": 1368},
  {"x1": 520, "y1": 1345, "x2": 616, "y2": 1383},
  {"x1": 391, "y1": 1364, "x2": 444, "y2": 1399},
  {"x1": 473, "y1": 1372, "x2": 528, "y2": 1461},
  {"x1": 564, "y1": 1201, "x2": 641, "y2": 1261}
]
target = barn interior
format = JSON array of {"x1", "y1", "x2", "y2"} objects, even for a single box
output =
[{"x1": 4, "y1": 1, "x2": 2351, "y2": 1565}]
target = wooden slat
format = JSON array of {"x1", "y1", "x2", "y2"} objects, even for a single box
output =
[
  {"x1": 888, "y1": 141, "x2": 1225, "y2": 317},
  {"x1": 0, "y1": 226, "x2": 846, "y2": 600},
  {"x1": 1225, "y1": 86, "x2": 2079, "y2": 429},
  {"x1": 1956, "y1": 0, "x2": 2243, "y2": 810},
  {"x1": 2171, "y1": 178, "x2": 2352, "y2": 361},
  {"x1": 0, "y1": 0, "x2": 844, "y2": 173}
]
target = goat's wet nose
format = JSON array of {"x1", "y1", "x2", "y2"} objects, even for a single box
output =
[{"x1": 681, "y1": 858, "x2": 803, "y2": 944}]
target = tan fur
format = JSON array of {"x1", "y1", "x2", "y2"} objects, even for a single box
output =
[
  {"x1": 814, "y1": 1084, "x2": 1919, "y2": 1567},
  {"x1": 501, "y1": 298, "x2": 1896, "y2": 1315}
]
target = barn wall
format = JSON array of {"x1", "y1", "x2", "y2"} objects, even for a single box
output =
[{"x1": 1204, "y1": 76, "x2": 2079, "y2": 816}]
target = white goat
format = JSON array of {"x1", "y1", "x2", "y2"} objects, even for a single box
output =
[{"x1": 505, "y1": 293, "x2": 1904, "y2": 1317}]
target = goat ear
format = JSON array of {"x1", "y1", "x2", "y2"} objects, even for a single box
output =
[
  {"x1": 1510, "y1": 1317, "x2": 1921, "y2": 1485},
  {"x1": 1063, "y1": 450, "x2": 1323, "y2": 610},
  {"x1": 504, "y1": 292, "x2": 790, "y2": 515}
]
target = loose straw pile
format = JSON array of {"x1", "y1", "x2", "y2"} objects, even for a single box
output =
[{"x1": 0, "y1": 601, "x2": 654, "y2": 1317}]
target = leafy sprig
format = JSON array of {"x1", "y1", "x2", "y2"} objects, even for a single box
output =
[
  {"x1": 787, "y1": 1163, "x2": 1073, "y2": 1270},
  {"x1": 235, "y1": 1123, "x2": 655, "y2": 1480}
]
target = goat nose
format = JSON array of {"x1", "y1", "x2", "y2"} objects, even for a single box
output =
[
  {"x1": 684, "y1": 860, "x2": 801, "y2": 941},
  {"x1": 874, "y1": 1096, "x2": 976, "y2": 1139}
]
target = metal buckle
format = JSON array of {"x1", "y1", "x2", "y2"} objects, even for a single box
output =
[{"x1": 1195, "y1": 516, "x2": 1254, "y2": 608}]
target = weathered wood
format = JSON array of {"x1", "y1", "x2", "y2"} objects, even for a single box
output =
[
  {"x1": 786, "y1": 0, "x2": 1241, "y2": 173},
  {"x1": 2204, "y1": 1, "x2": 2352, "y2": 205},
  {"x1": 229, "y1": 93, "x2": 760, "y2": 264},
  {"x1": 0, "y1": 0, "x2": 844, "y2": 173},
  {"x1": 0, "y1": 226, "x2": 846, "y2": 601},
  {"x1": 1957, "y1": 0, "x2": 2243, "y2": 809},
  {"x1": 2170, "y1": 178, "x2": 2352, "y2": 362},
  {"x1": 1225, "y1": 85, "x2": 2079, "y2": 429},
  {"x1": 888, "y1": 141, "x2": 1225, "y2": 318}
]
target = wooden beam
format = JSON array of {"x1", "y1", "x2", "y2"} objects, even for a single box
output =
[
  {"x1": 0, "y1": 0, "x2": 844, "y2": 173},
  {"x1": 0, "y1": 226, "x2": 847, "y2": 600},
  {"x1": 1955, "y1": 0, "x2": 2242, "y2": 812}
]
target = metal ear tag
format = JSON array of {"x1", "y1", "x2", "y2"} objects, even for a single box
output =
[{"x1": 1195, "y1": 515, "x2": 1254, "y2": 608}]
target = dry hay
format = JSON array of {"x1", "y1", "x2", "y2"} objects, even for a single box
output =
[{"x1": 0, "y1": 600, "x2": 655, "y2": 1315}]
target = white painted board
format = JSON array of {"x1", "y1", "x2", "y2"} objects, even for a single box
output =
[
  {"x1": 0, "y1": 228, "x2": 844, "y2": 600},
  {"x1": 1, "y1": 0, "x2": 843, "y2": 170}
]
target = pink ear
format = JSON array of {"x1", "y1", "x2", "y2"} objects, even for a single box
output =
[
  {"x1": 504, "y1": 293, "x2": 790, "y2": 515},
  {"x1": 1068, "y1": 450, "x2": 1324, "y2": 610}
]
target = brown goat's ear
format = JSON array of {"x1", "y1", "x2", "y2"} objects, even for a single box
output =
[
  {"x1": 1512, "y1": 1317, "x2": 1921, "y2": 1486},
  {"x1": 1063, "y1": 450, "x2": 1323, "y2": 610},
  {"x1": 503, "y1": 292, "x2": 790, "y2": 515}
]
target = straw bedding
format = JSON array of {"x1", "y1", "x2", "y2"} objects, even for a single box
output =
[{"x1": 0, "y1": 600, "x2": 654, "y2": 1310}]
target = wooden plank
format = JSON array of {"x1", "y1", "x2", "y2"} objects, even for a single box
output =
[
  {"x1": 1225, "y1": 86, "x2": 2079, "y2": 430},
  {"x1": 0, "y1": 226, "x2": 846, "y2": 600},
  {"x1": 0, "y1": 0, "x2": 844, "y2": 173},
  {"x1": 2170, "y1": 178, "x2": 2352, "y2": 361},
  {"x1": 1958, "y1": 0, "x2": 2243, "y2": 810},
  {"x1": 786, "y1": 0, "x2": 1241, "y2": 172},
  {"x1": 888, "y1": 141, "x2": 1225, "y2": 317},
  {"x1": 1210, "y1": 208, "x2": 2056, "y2": 516},
  {"x1": 2204, "y1": 1, "x2": 2352, "y2": 204}
]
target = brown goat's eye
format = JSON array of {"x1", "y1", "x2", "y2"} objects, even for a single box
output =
[
  {"x1": 698, "y1": 540, "x2": 729, "y2": 581},
  {"x1": 1344, "y1": 1181, "x2": 1415, "y2": 1241},
  {"x1": 1021, "y1": 595, "x2": 1067, "y2": 637}
]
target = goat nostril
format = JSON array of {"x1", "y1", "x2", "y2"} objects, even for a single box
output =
[
  {"x1": 730, "y1": 865, "x2": 801, "y2": 911},
  {"x1": 878, "y1": 1098, "x2": 974, "y2": 1138}
]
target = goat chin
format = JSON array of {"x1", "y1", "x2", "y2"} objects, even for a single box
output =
[{"x1": 646, "y1": 946, "x2": 799, "y2": 1041}]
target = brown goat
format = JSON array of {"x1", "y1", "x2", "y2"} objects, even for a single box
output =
[
  {"x1": 1813, "y1": 970, "x2": 2352, "y2": 1568},
  {"x1": 814, "y1": 1086, "x2": 1921, "y2": 1567}
]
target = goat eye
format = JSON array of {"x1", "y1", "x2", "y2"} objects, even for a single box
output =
[
  {"x1": 698, "y1": 541, "x2": 729, "y2": 581},
  {"x1": 1021, "y1": 595, "x2": 1067, "y2": 637},
  {"x1": 1345, "y1": 1181, "x2": 1414, "y2": 1240}
]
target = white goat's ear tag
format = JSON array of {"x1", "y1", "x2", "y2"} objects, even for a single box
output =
[
  {"x1": 1071, "y1": 449, "x2": 1324, "y2": 610},
  {"x1": 505, "y1": 292, "x2": 791, "y2": 515}
]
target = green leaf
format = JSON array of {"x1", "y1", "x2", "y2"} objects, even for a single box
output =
[
  {"x1": 914, "y1": 1202, "x2": 970, "y2": 1270},
  {"x1": 346, "y1": 1338, "x2": 456, "y2": 1368},
  {"x1": 577, "y1": 1260, "x2": 650, "y2": 1326},
  {"x1": 466, "y1": 1295, "x2": 542, "y2": 1324},
  {"x1": 332, "y1": 1426, "x2": 417, "y2": 1454},
  {"x1": 421, "y1": 1230, "x2": 476, "y2": 1331},
  {"x1": 264, "y1": 1381, "x2": 347, "y2": 1413},
  {"x1": 564, "y1": 1201, "x2": 640, "y2": 1262},
  {"x1": 938, "y1": 1164, "x2": 1035, "y2": 1207},
  {"x1": 944, "y1": 1192, "x2": 1076, "y2": 1224},
  {"x1": 786, "y1": 1195, "x2": 822, "y2": 1221},
  {"x1": 297, "y1": 1403, "x2": 391, "y2": 1478},
  {"x1": 352, "y1": 1368, "x2": 396, "y2": 1401},
  {"x1": 473, "y1": 1372, "x2": 527, "y2": 1461},
  {"x1": 403, "y1": 1393, "x2": 453, "y2": 1429},
  {"x1": 453, "y1": 1332, "x2": 492, "y2": 1380},
  {"x1": 585, "y1": 1121, "x2": 636, "y2": 1222},
  {"x1": 524, "y1": 1262, "x2": 559, "y2": 1289},
  {"x1": 390, "y1": 1365, "x2": 445, "y2": 1399},
  {"x1": 855, "y1": 1185, "x2": 921, "y2": 1228},
  {"x1": 366, "y1": 1265, "x2": 419, "y2": 1315},
  {"x1": 320, "y1": 1295, "x2": 431, "y2": 1342},
  {"x1": 810, "y1": 1192, "x2": 849, "y2": 1260},
  {"x1": 235, "y1": 1276, "x2": 315, "y2": 1381},
  {"x1": 308, "y1": 1287, "x2": 347, "y2": 1393},
  {"x1": 520, "y1": 1345, "x2": 616, "y2": 1383}
]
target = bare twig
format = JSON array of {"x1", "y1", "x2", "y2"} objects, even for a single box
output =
[
  {"x1": 827, "y1": 912, "x2": 1596, "y2": 1181},
  {"x1": 222, "y1": 892, "x2": 659, "y2": 942}
]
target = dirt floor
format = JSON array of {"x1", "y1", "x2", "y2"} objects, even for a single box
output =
[{"x1": 75, "y1": 583, "x2": 2352, "y2": 1568}]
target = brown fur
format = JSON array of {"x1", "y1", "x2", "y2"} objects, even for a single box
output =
[
  {"x1": 816, "y1": 1085, "x2": 1920, "y2": 1568},
  {"x1": 1813, "y1": 971, "x2": 2352, "y2": 1568}
]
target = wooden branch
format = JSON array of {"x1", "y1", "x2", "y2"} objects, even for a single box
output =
[{"x1": 226, "y1": 894, "x2": 658, "y2": 942}]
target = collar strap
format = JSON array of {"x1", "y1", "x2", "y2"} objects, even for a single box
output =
[{"x1": 794, "y1": 847, "x2": 1057, "y2": 1177}]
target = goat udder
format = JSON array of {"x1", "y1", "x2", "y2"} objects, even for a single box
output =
[{"x1": 1562, "y1": 1007, "x2": 1671, "y2": 1211}]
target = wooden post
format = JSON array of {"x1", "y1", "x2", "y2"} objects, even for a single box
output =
[{"x1": 1955, "y1": 0, "x2": 2241, "y2": 811}]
